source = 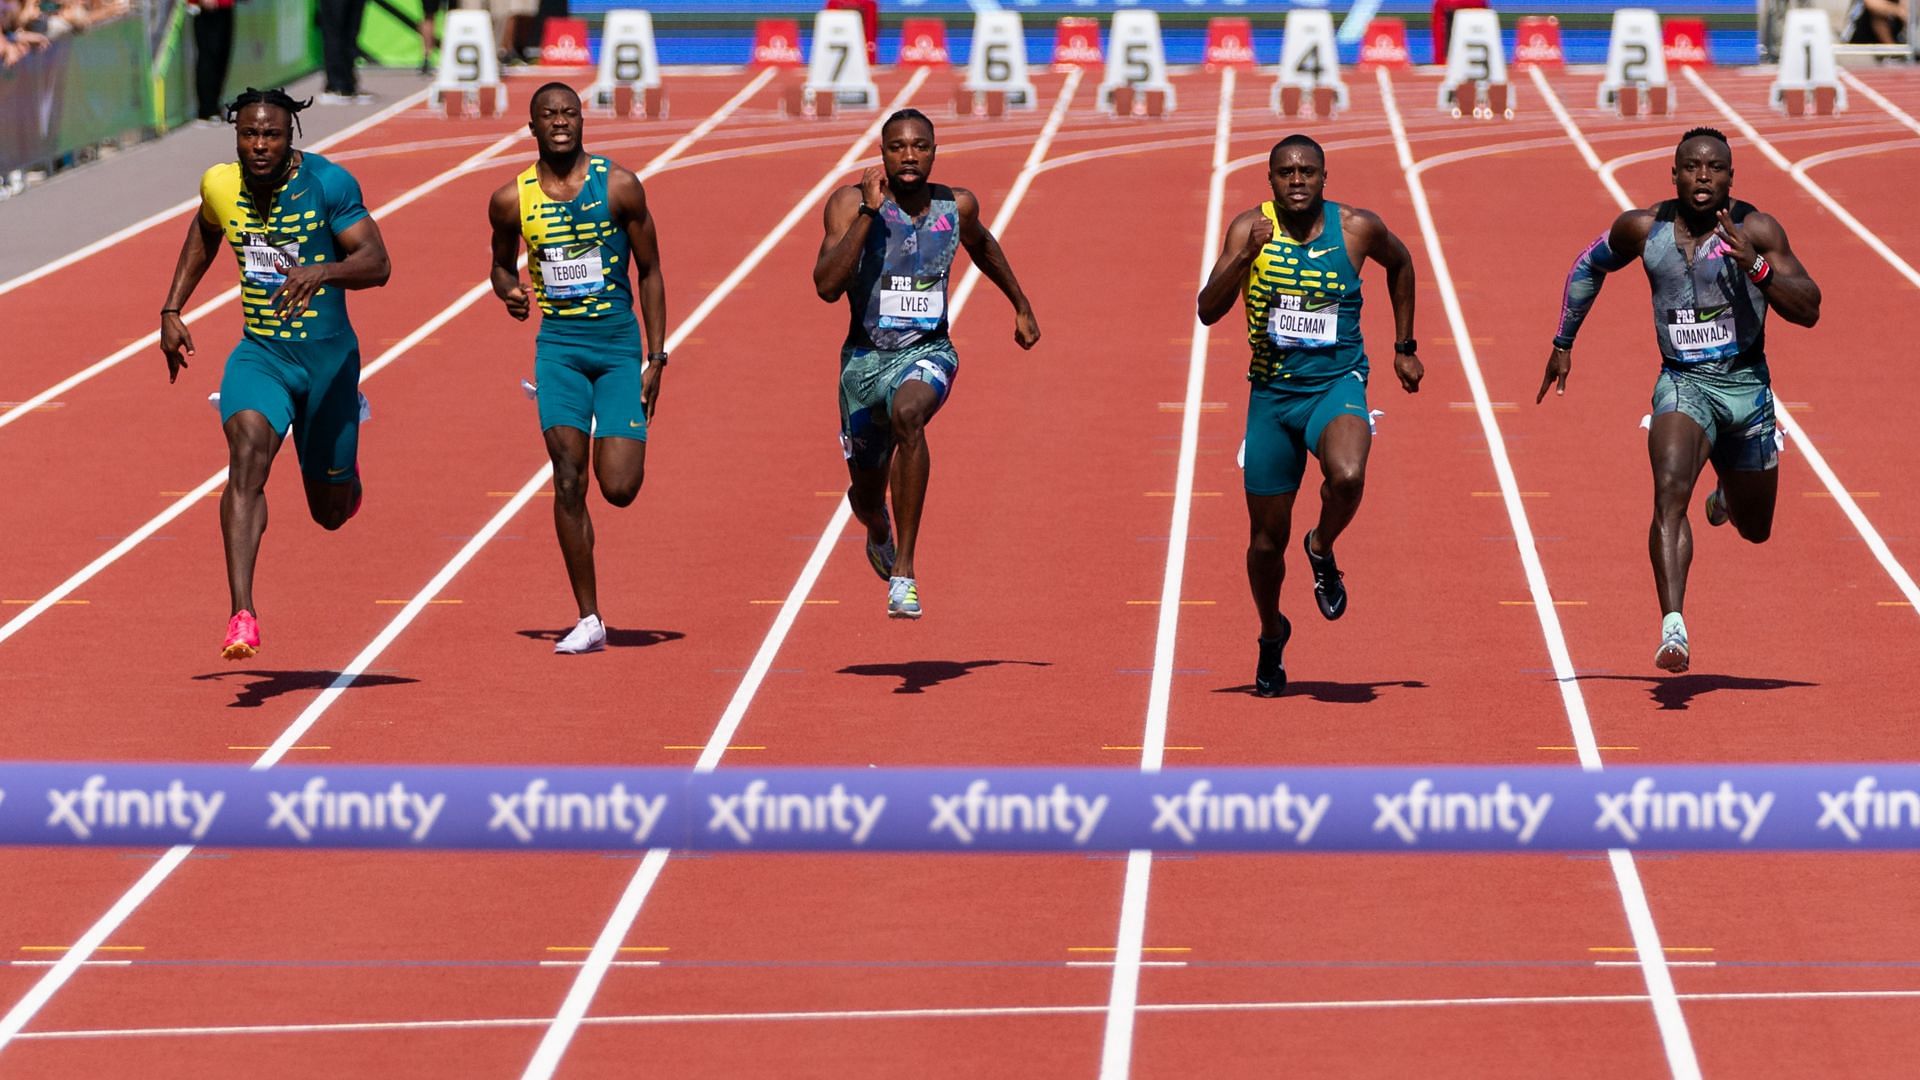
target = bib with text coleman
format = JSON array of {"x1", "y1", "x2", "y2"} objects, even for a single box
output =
[
  {"x1": 849, "y1": 185, "x2": 961, "y2": 352},
  {"x1": 1243, "y1": 199, "x2": 1367, "y2": 387},
  {"x1": 518, "y1": 155, "x2": 633, "y2": 321}
]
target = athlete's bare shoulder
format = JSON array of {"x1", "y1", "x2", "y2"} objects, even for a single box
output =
[
  {"x1": 487, "y1": 178, "x2": 520, "y2": 227},
  {"x1": 949, "y1": 185, "x2": 980, "y2": 217},
  {"x1": 1609, "y1": 207, "x2": 1656, "y2": 250}
]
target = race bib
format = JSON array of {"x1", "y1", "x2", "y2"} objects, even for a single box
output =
[
  {"x1": 541, "y1": 245, "x2": 604, "y2": 300},
  {"x1": 1267, "y1": 292, "x2": 1338, "y2": 348},
  {"x1": 1665, "y1": 306, "x2": 1738, "y2": 362},
  {"x1": 242, "y1": 233, "x2": 300, "y2": 287},
  {"x1": 877, "y1": 274, "x2": 946, "y2": 329}
]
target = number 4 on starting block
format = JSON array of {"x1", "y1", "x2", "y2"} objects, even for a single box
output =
[
  {"x1": 1437, "y1": 9, "x2": 1512, "y2": 119},
  {"x1": 430, "y1": 10, "x2": 505, "y2": 118},
  {"x1": 1272, "y1": 9, "x2": 1348, "y2": 118},
  {"x1": 1598, "y1": 9, "x2": 1671, "y2": 116},
  {"x1": 588, "y1": 10, "x2": 666, "y2": 119}
]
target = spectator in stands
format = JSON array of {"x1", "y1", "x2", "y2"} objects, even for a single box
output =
[
  {"x1": 191, "y1": 0, "x2": 237, "y2": 124},
  {"x1": 824, "y1": 0, "x2": 877, "y2": 64},
  {"x1": 1845, "y1": 0, "x2": 1908, "y2": 44},
  {"x1": 1, "y1": 0, "x2": 51, "y2": 66},
  {"x1": 318, "y1": 0, "x2": 370, "y2": 103}
]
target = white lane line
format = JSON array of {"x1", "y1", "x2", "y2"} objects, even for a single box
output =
[
  {"x1": 0, "y1": 89, "x2": 431, "y2": 300},
  {"x1": 1839, "y1": 70, "x2": 1920, "y2": 139},
  {"x1": 0, "y1": 74, "x2": 773, "y2": 1060},
  {"x1": 0, "y1": 125, "x2": 523, "y2": 434},
  {"x1": 1377, "y1": 67, "x2": 1700, "y2": 1080},
  {"x1": 1099, "y1": 66, "x2": 1235, "y2": 1080},
  {"x1": 1546, "y1": 71, "x2": 1920, "y2": 618},
  {"x1": 25, "y1": 986, "x2": 1920, "y2": 1042},
  {"x1": 518, "y1": 65, "x2": 956, "y2": 1080}
]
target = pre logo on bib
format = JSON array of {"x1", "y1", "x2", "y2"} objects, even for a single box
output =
[
  {"x1": 1267, "y1": 292, "x2": 1339, "y2": 348},
  {"x1": 878, "y1": 273, "x2": 946, "y2": 330},
  {"x1": 242, "y1": 233, "x2": 301, "y2": 287},
  {"x1": 1665, "y1": 305, "x2": 1736, "y2": 362},
  {"x1": 542, "y1": 243, "x2": 605, "y2": 299}
]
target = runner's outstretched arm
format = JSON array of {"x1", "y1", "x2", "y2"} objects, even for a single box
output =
[
  {"x1": 158, "y1": 209, "x2": 224, "y2": 382},
  {"x1": 1538, "y1": 210, "x2": 1651, "y2": 402},
  {"x1": 487, "y1": 183, "x2": 530, "y2": 321},
  {"x1": 612, "y1": 167, "x2": 668, "y2": 418},
  {"x1": 1197, "y1": 209, "x2": 1266, "y2": 326},
  {"x1": 272, "y1": 216, "x2": 389, "y2": 319},
  {"x1": 1353, "y1": 209, "x2": 1422, "y2": 393},
  {"x1": 953, "y1": 187, "x2": 1037, "y2": 349}
]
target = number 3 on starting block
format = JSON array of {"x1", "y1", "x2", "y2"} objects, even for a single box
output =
[
  {"x1": 1437, "y1": 8, "x2": 1512, "y2": 118},
  {"x1": 1271, "y1": 9, "x2": 1348, "y2": 118}
]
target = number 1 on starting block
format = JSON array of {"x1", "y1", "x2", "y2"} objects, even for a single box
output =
[
  {"x1": 1272, "y1": 9, "x2": 1348, "y2": 118},
  {"x1": 1771, "y1": 9, "x2": 1846, "y2": 116},
  {"x1": 588, "y1": 10, "x2": 665, "y2": 118},
  {"x1": 430, "y1": 9, "x2": 505, "y2": 118}
]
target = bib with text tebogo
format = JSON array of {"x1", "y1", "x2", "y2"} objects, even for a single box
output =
[
  {"x1": 242, "y1": 233, "x2": 301, "y2": 288},
  {"x1": 877, "y1": 274, "x2": 946, "y2": 331},
  {"x1": 541, "y1": 243, "x2": 605, "y2": 300},
  {"x1": 1267, "y1": 292, "x2": 1340, "y2": 349},
  {"x1": 1665, "y1": 305, "x2": 1738, "y2": 363}
]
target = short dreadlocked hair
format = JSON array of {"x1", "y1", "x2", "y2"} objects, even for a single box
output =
[{"x1": 224, "y1": 87, "x2": 313, "y2": 137}]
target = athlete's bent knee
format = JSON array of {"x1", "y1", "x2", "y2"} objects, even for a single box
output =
[
  {"x1": 552, "y1": 468, "x2": 589, "y2": 510},
  {"x1": 1735, "y1": 518, "x2": 1771, "y2": 544},
  {"x1": 1324, "y1": 466, "x2": 1365, "y2": 505},
  {"x1": 601, "y1": 471, "x2": 643, "y2": 509}
]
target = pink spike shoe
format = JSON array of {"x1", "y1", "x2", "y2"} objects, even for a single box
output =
[{"x1": 222, "y1": 610, "x2": 261, "y2": 660}]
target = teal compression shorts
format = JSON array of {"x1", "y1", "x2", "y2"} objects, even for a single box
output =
[
  {"x1": 1243, "y1": 372, "x2": 1371, "y2": 496},
  {"x1": 218, "y1": 330, "x2": 362, "y2": 483},
  {"x1": 535, "y1": 316, "x2": 647, "y2": 440}
]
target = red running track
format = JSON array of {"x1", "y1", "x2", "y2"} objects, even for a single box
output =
[{"x1": 2, "y1": 63, "x2": 1920, "y2": 1078}]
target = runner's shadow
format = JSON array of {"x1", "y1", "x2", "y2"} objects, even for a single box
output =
[
  {"x1": 1577, "y1": 673, "x2": 1817, "y2": 711},
  {"x1": 516, "y1": 628, "x2": 686, "y2": 649},
  {"x1": 191, "y1": 670, "x2": 419, "y2": 710},
  {"x1": 1213, "y1": 679, "x2": 1428, "y2": 704},
  {"x1": 838, "y1": 659, "x2": 1051, "y2": 695}
]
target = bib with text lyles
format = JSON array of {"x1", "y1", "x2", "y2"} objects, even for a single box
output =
[
  {"x1": 242, "y1": 233, "x2": 301, "y2": 288},
  {"x1": 1664, "y1": 305, "x2": 1738, "y2": 363},
  {"x1": 1266, "y1": 291, "x2": 1340, "y2": 349},
  {"x1": 541, "y1": 244, "x2": 605, "y2": 301},
  {"x1": 878, "y1": 274, "x2": 946, "y2": 329}
]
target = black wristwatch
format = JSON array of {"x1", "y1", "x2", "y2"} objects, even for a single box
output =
[
  {"x1": 647, "y1": 351, "x2": 669, "y2": 367},
  {"x1": 857, "y1": 203, "x2": 880, "y2": 219},
  {"x1": 1393, "y1": 338, "x2": 1418, "y2": 355}
]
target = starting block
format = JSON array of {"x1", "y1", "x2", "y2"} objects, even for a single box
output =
[
  {"x1": 1271, "y1": 9, "x2": 1348, "y2": 119},
  {"x1": 803, "y1": 9, "x2": 878, "y2": 112},
  {"x1": 1098, "y1": 10, "x2": 1176, "y2": 115},
  {"x1": 1770, "y1": 9, "x2": 1846, "y2": 116},
  {"x1": 962, "y1": 11, "x2": 1036, "y2": 113},
  {"x1": 429, "y1": 10, "x2": 505, "y2": 119},
  {"x1": 780, "y1": 83, "x2": 837, "y2": 119},
  {"x1": 953, "y1": 88, "x2": 1009, "y2": 118},
  {"x1": 588, "y1": 10, "x2": 665, "y2": 119},
  {"x1": 1438, "y1": 10, "x2": 1512, "y2": 119},
  {"x1": 1598, "y1": 10, "x2": 1671, "y2": 116}
]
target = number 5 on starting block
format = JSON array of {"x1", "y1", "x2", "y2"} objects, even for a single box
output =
[
  {"x1": 1099, "y1": 10, "x2": 1176, "y2": 114},
  {"x1": 1272, "y1": 9, "x2": 1348, "y2": 118}
]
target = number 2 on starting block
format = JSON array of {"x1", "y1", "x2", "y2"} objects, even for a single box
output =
[
  {"x1": 1597, "y1": 9, "x2": 1670, "y2": 113},
  {"x1": 1099, "y1": 10, "x2": 1176, "y2": 114},
  {"x1": 1272, "y1": 9, "x2": 1348, "y2": 118}
]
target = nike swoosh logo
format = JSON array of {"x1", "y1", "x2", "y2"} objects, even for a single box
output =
[
  {"x1": 326, "y1": 466, "x2": 350, "y2": 476},
  {"x1": 629, "y1": 420, "x2": 644, "y2": 428},
  {"x1": 582, "y1": 201, "x2": 602, "y2": 211},
  {"x1": 1309, "y1": 245, "x2": 1337, "y2": 259}
]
